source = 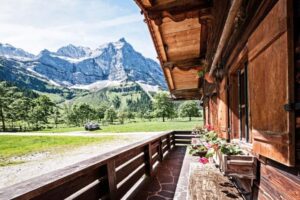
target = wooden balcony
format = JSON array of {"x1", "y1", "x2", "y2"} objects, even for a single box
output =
[{"x1": 0, "y1": 131, "x2": 242, "y2": 200}]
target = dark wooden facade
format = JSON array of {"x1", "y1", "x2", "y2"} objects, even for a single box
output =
[{"x1": 136, "y1": 0, "x2": 300, "y2": 199}]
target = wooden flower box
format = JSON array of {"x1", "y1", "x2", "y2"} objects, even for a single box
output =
[{"x1": 221, "y1": 154, "x2": 257, "y2": 180}]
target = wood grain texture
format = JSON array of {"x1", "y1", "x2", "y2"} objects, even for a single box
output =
[
  {"x1": 258, "y1": 163, "x2": 300, "y2": 200},
  {"x1": 247, "y1": 0, "x2": 294, "y2": 166},
  {"x1": 217, "y1": 78, "x2": 228, "y2": 139}
]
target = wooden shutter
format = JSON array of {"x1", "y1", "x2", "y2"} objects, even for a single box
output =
[{"x1": 247, "y1": 0, "x2": 295, "y2": 166}]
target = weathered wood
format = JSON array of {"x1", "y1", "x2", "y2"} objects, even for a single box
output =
[
  {"x1": 116, "y1": 155, "x2": 145, "y2": 184},
  {"x1": 107, "y1": 161, "x2": 117, "y2": 200},
  {"x1": 222, "y1": 154, "x2": 257, "y2": 179},
  {"x1": 174, "y1": 135, "x2": 195, "y2": 140},
  {"x1": 174, "y1": 140, "x2": 191, "y2": 145},
  {"x1": 224, "y1": 0, "x2": 278, "y2": 69},
  {"x1": 208, "y1": 0, "x2": 243, "y2": 76},
  {"x1": 145, "y1": 143, "x2": 153, "y2": 176},
  {"x1": 166, "y1": 134, "x2": 171, "y2": 150},
  {"x1": 158, "y1": 139, "x2": 164, "y2": 162},
  {"x1": 72, "y1": 180, "x2": 109, "y2": 200},
  {"x1": 30, "y1": 167, "x2": 107, "y2": 200},
  {"x1": 258, "y1": 163, "x2": 300, "y2": 200},
  {"x1": 146, "y1": 0, "x2": 212, "y2": 24},
  {"x1": 152, "y1": 152, "x2": 159, "y2": 164},
  {"x1": 248, "y1": 0, "x2": 295, "y2": 166},
  {"x1": 115, "y1": 146, "x2": 144, "y2": 167},
  {"x1": 117, "y1": 166, "x2": 146, "y2": 199}
]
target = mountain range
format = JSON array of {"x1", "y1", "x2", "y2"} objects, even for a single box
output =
[
  {"x1": 0, "y1": 38, "x2": 166, "y2": 90},
  {"x1": 0, "y1": 38, "x2": 168, "y2": 107}
]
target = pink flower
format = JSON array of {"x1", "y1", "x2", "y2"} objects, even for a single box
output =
[
  {"x1": 199, "y1": 157, "x2": 209, "y2": 164},
  {"x1": 204, "y1": 143, "x2": 211, "y2": 148}
]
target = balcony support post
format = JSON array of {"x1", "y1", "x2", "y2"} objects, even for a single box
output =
[
  {"x1": 145, "y1": 143, "x2": 153, "y2": 177},
  {"x1": 107, "y1": 160, "x2": 117, "y2": 200}
]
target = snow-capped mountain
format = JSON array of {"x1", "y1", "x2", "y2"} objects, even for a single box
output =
[
  {"x1": 0, "y1": 38, "x2": 167, "y2": 90},
  {"x1": 0, "y1": 43, "x2": 35, "y2": 60},
  {"x1": 56, "y1": 44, "x2": 92, "y2": 58}
]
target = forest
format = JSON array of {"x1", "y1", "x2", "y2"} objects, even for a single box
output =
[{"x1": 0, "y1": 81, "x2": 202, "y2": 132}]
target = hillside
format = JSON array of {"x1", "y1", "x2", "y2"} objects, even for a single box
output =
[{"x1": 0, "y1": 38, "x2": 166, "y2": 105}]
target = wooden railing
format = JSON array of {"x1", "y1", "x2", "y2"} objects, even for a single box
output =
[{"x1": 0, "y1": 131, "x2": 194, "y2": 200}]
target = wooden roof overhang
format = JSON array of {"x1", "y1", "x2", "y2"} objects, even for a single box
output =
[
  {"x1": 135, "y1": 0, "x2": 278, "y2": 100},
  {"x1": 135, "y1": 0, "x2": 230, "y2": 100}
]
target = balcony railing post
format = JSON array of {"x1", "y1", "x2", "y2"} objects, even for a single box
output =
[
  {"x1": 158, "y1": 138, "x2": 164, "y2": 162},
  {"x1": 107, "y1": 160, "x2": 117, "y2": 200},
  {"x1": 145, "y1": 143, "x2": 153, "y2": 177},
  {"x1": 167, "y1": 134, "x2": 171, "y2": 150},
  {"x1": 172, "y1": 131, "x2": 176, "y2": 146}
]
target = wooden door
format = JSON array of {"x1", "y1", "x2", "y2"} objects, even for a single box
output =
[{"x1": 247, "y1": 0, "x2": 295, "y2": 166}]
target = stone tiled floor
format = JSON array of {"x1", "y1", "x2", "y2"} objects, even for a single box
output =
[
  {"x1": 134, "y1": 146, "x2": 186, "y2": 200},
  {"x1": 133, "y1": 146, "x2": 242, "y2": 200}
]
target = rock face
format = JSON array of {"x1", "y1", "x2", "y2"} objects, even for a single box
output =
[
  {"x1": 0, "y1": 38, "x2": 166, "y2": 89},
  {"x1": 0, "y1": 43, "x2": 35, "y2": 59}
]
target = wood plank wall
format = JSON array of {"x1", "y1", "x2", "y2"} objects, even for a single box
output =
[
  {"x1": 295, "y1": 0, "x2": 300, "y2": 164},
  {"x1": 217, "y1": 78, "x2": 229, "y2": 139},
  {"x1": 253, "y1": 1, "x2": 300, "y2": 199}
]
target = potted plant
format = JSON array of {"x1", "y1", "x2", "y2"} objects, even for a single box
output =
[{"x1": 188, "y1": 144, "x2": 208, "y2": 157}]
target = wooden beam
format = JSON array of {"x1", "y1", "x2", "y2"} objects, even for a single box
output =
[
  {"x1": 145, "y1": 0, "x2": 213, "y2": 25},
  {"x1": 223, "y1": 0, "x2": 278, "y2": 69},
  {"x1": 200, "y1": 23, "x2": 208, "y2": 57},
  {"x1": 163, "y1": 58, "x2": 205, "y2": 70},
  {"x1": 208, "y1": 0, "x2": 243, "y2": 76},
  {"x1": 205, "y1": 0, "x2": 231, "y2": 69},
  {"x1": 171, "y1": 88, "x2": 203, "y2": 100}
]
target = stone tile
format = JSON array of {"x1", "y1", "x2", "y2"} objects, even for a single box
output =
[
  {"x1": 158, "y1": 190, "x2": 174, "y2": 198},
  {"x1": 133, "y1": 146, "x2": 242, "y2": 200},
  {"x1": 133, "y1": 146, "x2": 186, "y2": 200},
  {"x1": 161, "y1": 183, "x2": 177, "y2": 191},
  {"x1": 148, "y1": 195, "x2": 166, "y2": 200}
]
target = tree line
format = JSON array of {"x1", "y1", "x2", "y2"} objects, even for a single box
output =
[{"x1": 0, "y1": 81, "x2": 202, "y2": 131}]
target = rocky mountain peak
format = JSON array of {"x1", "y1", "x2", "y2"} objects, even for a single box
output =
[
  {"x1": 0, "y1": 43, "x2": 35, "y2": 59},
  {"x1": 56, "y1": 44, "x2": 91, "y2": 58},
  {"x1": 0, "y1": 38, "x2": 167, "y2": 90}
]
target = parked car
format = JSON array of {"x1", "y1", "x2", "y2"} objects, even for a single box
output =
[{"x1": 84, "y1": 122, "x2": 100, "y2": 131}]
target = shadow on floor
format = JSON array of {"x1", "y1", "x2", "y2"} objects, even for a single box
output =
[{"x1": 134, "y1": 146, "x2": 186, "y2": 200}]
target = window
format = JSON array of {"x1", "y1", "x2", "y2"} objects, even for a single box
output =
[{"x1": 238, "y1": 63, "x2": 249, "y2": 142}]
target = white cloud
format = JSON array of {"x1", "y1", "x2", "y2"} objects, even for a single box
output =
[{"x1": 0, "y1": 0, "x2": 158, "y2": 60}]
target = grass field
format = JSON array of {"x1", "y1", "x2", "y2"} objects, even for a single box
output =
[
  {"x1": 39, "y1": 118, "x2": 203, "y2": 133},
  {"x1": 0, "y1": 135, "x2": 116, "y2": 166}
]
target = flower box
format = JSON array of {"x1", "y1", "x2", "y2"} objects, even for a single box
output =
[{"x1": 221, "y1": 154, "x2": 257, "y2": 179}]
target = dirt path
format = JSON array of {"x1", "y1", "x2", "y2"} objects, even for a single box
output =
[
  {"x1": 0, "y1": 131, "x2": 165, "y2": 137},
  {"x1": 0, "y1": 132, "x2": 162, "y2": 189}
]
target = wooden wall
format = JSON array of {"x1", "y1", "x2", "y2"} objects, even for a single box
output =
[
  {"x1": 218, "y1": 0, "x2": 300, "y2": 199},
  {"x1": 247, "y1": 0, "x2": 294, "y2": 166},
  {"x1": 217, "y1": 78, "x2": 228, "y2": 139},
  {"x1": 249, "y1": 1, "x2": 300, "y2": 199},
  {"x1": 295, "y1": 0, "x2": 300, "y2": 164}
]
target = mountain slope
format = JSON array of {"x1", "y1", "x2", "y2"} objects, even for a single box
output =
[
  {"x1": 0, "y1": 38, "x2": 166, "y2": 90},
  {"x1": 0, "y1": 43, "x2": 34, "y2": 60},
  {"x1": 0, "y1": 38, "x2": 166, "y2": 105}
]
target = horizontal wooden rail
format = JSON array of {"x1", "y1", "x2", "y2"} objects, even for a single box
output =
[
  {"x1": 0, "y1": 130, "x2": 191, "y2": 200},
  {"x1": 173, "y1": 130, "x2": 198, "y2": 145}
]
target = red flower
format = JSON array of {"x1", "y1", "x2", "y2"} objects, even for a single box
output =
[
  {"x1": 199, "y1": 157, "x2": 209, "y2": 164},
  {"x1": 204, "y1": 124, "x2": 214, "y2": 131}
]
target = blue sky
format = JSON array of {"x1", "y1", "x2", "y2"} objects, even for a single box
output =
[{"x1": 0, "y1": 0, "x2": 157, "y2": 60}]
